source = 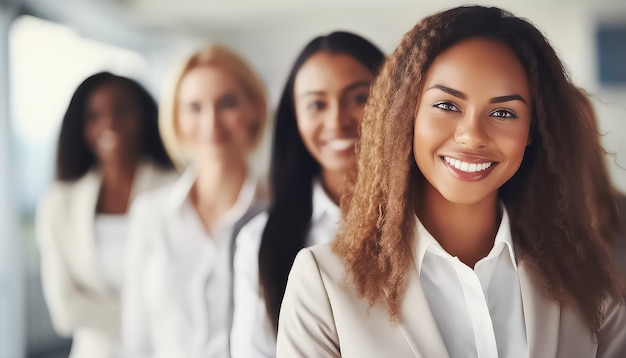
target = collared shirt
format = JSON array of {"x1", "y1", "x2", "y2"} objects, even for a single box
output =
[
  {"x1": 415, "y1": 207, "x2": 528, "y2": 358},
  {"x1": 231, "y1": 178, "x2": 340, "y2": 358},
  {"x1": 122, "y1": 167, "x2": 257, "y2": 358}
]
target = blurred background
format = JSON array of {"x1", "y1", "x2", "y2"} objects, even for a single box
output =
[{"x1": 0, "y1": 0, "x2": 624, "y2": 357}]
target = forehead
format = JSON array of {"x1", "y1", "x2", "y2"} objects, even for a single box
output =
[
  {"x1": 422, "y1": 38, "x2": 530, "y2": 102},
  {"x1": 88, "y1": 81, "x2": 133, "y2": 105},
  {"x1": 178, "y1": 65, "x2": 242, "y2": 99},
  {"x1": 294, "y1": 52, "x2": 373, "y2": 94}
]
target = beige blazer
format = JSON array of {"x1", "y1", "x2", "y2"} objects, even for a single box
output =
[
  {"x1": 36, "y1": 161, "x2": 178, "y2": 358},
  {"x1": 277, "y1": 244, "x2": 626, "y2": 358}
]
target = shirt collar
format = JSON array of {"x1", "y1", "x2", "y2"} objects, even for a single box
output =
[
  {"x1": 167, "y1": 165, "x2": 259, "y2": 224},
  {"x1": 167, "y1": 165, "x2": 198, "y2": 211},
  {"x1": 311, "y1": 177, "x2": 341, "y2": 224},
  {"x1": 414, "y1": 205, "x2": 517, "y2": 275}
]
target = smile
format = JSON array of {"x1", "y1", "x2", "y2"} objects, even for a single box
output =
[
  {"x1": 442, "y1": 156, "x2": 493, "y2": 173},
  {"x1": 326, "y1": 138, "x2": 357, "y2": 151}
]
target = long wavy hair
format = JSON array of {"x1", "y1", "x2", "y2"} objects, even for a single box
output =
[
  {"x1": 56, "y1": 72, "x2": 173, "y2": 181},
  {"x1": 258, "y1": 31, "x2": 385, "y2": 332},
  {"x1": 334, "y1": 6, "x2": 624, "y2": 334},
  {"x1": 573, "y1": 87, "x2": 621, "y2": 245}
]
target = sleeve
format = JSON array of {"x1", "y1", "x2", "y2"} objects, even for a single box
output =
[
  {"x1": 275, "y1": 249, "x2": 340, "y2": 358},
  {"x1": 231, "y1": 212, "x2": 277, "y2": 358},
  {"x1": 120, "y1": 196, "x2": 154, "y2": 358},
  {"x1": 596, "y1": 297, "x2": 626, "y2": 358},
  {"x1": 35, "y1": 186, "x2": 119, "y2": 337}
]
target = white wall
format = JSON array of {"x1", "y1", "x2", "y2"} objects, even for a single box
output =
[{"x1": 0, "y1": 5, "x2": 25, "y2": 358}]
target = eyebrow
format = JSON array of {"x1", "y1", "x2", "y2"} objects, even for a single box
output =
[
  {"x1": 299, "y1": 80, "x2": 371, "y2": 98},
  {"x1": 427, "y1": 84, "x2": 527, "y2": 104}
]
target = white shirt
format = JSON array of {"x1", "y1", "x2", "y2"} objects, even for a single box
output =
[
  {"x1": 415, "y1": 207, "x2": 528, "y2": 358},
  {"x1": 122, "y1": 167, "x2": 258, "y2": 358},
  {"x1": 231, "y1": 178, "x2": 340, "y2": 358},
  {"x1": 94, "y1": 214, "x2": 128, "y2": 294}
]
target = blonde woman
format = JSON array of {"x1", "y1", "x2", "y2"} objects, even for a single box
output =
[{"x1": 122, "y1": 45, "x2": 268, "y2": 358}]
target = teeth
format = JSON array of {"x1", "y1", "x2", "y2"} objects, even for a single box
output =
[
  {"x1": 326, "y1": 138, "x2": 357, "y2": 151},
  {"x1": 443, "y1": 156, "x2": 493, "y2": 173}
]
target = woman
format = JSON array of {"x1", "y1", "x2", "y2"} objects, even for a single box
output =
[
  {"x1": 277, "y1": 6, "x2": 626, "y2": 358},
  {"x1": 122, "y1": 45, "x2": 268, "y2": 358},
  {"x1": 36, "y1": 72, "x2": 177, "y2": 358},
  {"x1": 230, "y1": 31, "x2": 385, "y2": 358}
]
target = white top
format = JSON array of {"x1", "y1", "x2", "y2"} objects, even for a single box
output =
[
  {"x1": 122, "y1": 167, "x2": 258, "y2": 358},
  {"x1": 415, "y1": 207, "x2": 528, "y2": 358},
  {"x1": 94, "y1": 214, "x2": 128, "y2": 294},
  {"x1": 231, "y1": 178, "x2": 340, "y2": 358}
]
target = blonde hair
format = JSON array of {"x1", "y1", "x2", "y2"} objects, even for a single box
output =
[{"x1": 159, "y1": 45, "x2": 268, "y2": 169}]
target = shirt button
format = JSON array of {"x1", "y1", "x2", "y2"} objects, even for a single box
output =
[{"x1": 479, "y1": 321, "x2": 487, "y2": 329}]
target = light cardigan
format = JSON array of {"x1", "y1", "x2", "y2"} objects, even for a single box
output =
[{"x1": 36, "y1": 161, "x2": 178, "y2": 358}]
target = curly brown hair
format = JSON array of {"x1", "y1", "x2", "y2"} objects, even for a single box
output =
[{"x1": 334, "y1": 5, "x2": 625, "y2": 334}]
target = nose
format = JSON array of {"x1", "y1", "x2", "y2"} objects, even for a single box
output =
[
  {"x1": 326, "y1": 101, "x2": 353, "y2": 132},
  {"x1": 198, "y1": 107, "x2": 220, "y2": 133},
  {"x1": 454, "y1": 111, "x2": 488, "y2": 150}
]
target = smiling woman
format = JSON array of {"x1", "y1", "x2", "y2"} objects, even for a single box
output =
[
  {"x1": 276, "y1": 6, "x2": 626, "y2": 358},
  {"x1": 230, "y1": 31, "x2": 385, "y2": 358}
]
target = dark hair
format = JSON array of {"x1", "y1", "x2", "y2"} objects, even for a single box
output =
[
  {"x1": 56, "y1": 72, "x2": 173, "y2": 181},
  {"x1": 258, "y1": 31, "x2": 385, "y2": 331},
  {"x1": 335, "y1": 5, "x2": 624, "y2": 334}
]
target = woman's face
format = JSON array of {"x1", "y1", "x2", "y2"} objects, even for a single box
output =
[
  {"x1": 177, "y1": 65, "x2": 258, "y2": 167},
  {"x1": 294, "y1": 52, "x2": 374, "y2": 176},
  {"x1": 413, "y1": 38, "x2": 532, "y2": 206},
  {"x1": 84, "y1": 81, "x2": 142, "y2": 163}
]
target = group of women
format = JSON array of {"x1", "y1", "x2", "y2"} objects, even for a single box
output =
[{"x1": 36, "y1": 5, "x2": 626, "y2": 358}]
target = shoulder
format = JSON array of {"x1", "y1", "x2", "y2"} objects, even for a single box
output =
[
  {"x1": 130, "y1": 181, "x2": 176, "y2": 214},
  {"x1": 291, "y1": 244, "x2": 347, "y2": 287},
  {"x1": 139, "y1": 160, "x2": 180, "y2": 187},
  {"x1": 36, "y1": 177, "x2": 89, "y2": 219}
]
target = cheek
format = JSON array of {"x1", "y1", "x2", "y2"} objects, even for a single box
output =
[
  {"x1": 176, "y1": 114, "x2": 196, "y2": 142},
  {"x1": 295, "y1": 114, "x2": 318, "y2": 152}
]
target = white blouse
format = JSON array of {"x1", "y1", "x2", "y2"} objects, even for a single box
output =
[
  {"x1": 122, "y1": 167, "x2": 259, "y2": 358},
  {"x1": 231, "y1": 178, "x2": 340, "y2": 358},
  {"x1": 415, "y1": 207, "x2": 528, "y2": 358},
  {"x1": 94, "y1": 214, "x2": 128, "y2": 294}
]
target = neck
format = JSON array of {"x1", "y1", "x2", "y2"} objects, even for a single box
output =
[
  {"x1": 96, "y1": 156, "x2": 138, "y2": 214},
  {"x1": 321, "y1": 168, "x2": 348, "y2": 205},
  {"x1": 191, "y1": 159, "x2": 248, "y2": 232},
  {"x1": 417, "y1": 183, "x2": 501, "y2": 268}
]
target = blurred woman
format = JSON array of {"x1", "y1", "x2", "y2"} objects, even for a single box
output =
[
  {"x1": 36, "y1": 72, "x2": 177, "y2": 358},
  {"x1": 231, "y1": 31, "x2": 385, "y2": 358},
  {"x1": 122, "y1": 45, "x2": 268, "y2": 358}
]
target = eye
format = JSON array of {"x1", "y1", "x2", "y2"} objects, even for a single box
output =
[
  {"x1": 188, "y1": 102, "x2": 201, "y2": 114},
  {"x1": 85, "y1": 112, "x2": 99, "y2": 122},
  {"x1": 217, "y1": 94, "x2": 238, "y2": 109},
  {"x1": 433, "y1": 101, "x2": 460, "y2": 112},
  {"x1": 490, "y1": 108, "x2": 518, "y2": 119},
  {"x1": 352, "y1": 93, "x2": 369, "y2": 106},
  {"x1": 307, "y1": 100, "x2": 326, "y2": 111}
]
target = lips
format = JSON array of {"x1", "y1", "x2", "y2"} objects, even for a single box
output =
[
  {"x1": 97, "y1": 130, "x2": 120, "y2": 151},
  {"x1": 441, "y1": 155, "x2": 498, "y2": 181},
  {"x1": 325, "y1": 138, "x2": 357, "y2": 151}
]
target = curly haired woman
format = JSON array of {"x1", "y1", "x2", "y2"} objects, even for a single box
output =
[{"x1": 276, "y1": 6, "x2": 626, "y2": 358}]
